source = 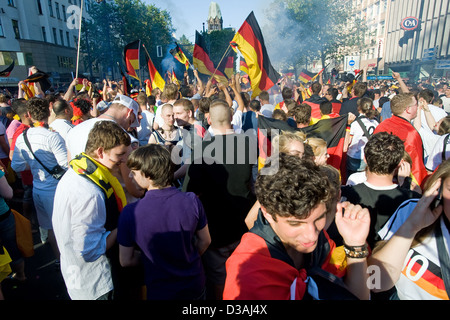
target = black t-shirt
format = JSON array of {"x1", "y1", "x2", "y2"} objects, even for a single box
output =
[
  {"x1": 327, "y1": 183, "x2": 421, "y2": 249},
  {"x1": 183, "y1": 133, "x2": 256, "y2": 247}
]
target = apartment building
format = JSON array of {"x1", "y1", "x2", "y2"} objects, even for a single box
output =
[
  {"x1": 384, "y1": 0, "x2": 450, "y2": 79},
  {"x1": 0, "y1": 0, "x2": 92, "y2": 88}
]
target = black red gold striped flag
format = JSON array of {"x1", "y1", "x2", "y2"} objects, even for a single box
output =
[
  {"x1": 24, "y1": 69, "x2": 51, "y2": 93},
  {"x1": 240, "y1": 58, "x2": 249, "y2": 75},
  {"x1": 0, "y1": 61, "x2": 14, "y2": 77},
  {"x1": 170, "y1": 43, "x2": 190, "y2": 70},
  {"x1": 193, "y1": 31, "x2": 228, "y2": 85},
  {"x1": 124, "y1": 40, "x2": 141, "y2": 81},
  {"x1": 217, "y1": 50, "x2": 234, "y2": 80},
  {"x1": 144, "y1": 48, "x2": 165, "y2": 92},
  {"x1": 257, "y1": 115, "x2": 348, "y2": 173},
  {"x1": 230, "y1": 11, "x2": 280, "y2": 98},
  {"x1": 299, "y1": 69, "x2": 314, "y2": 83},
  {"x1": 120, "y1": 70, "x2": 132, "y2": 96}
]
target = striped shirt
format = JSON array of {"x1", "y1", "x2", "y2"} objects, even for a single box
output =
[{"x1": 379, "y1": 199, "x2": 450, "y2": 300}]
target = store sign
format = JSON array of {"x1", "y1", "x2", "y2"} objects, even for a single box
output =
[{"x1": 401, "y1": 17, "x2": 419, "y2": 31}]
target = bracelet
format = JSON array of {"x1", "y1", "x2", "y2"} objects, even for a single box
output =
[{"x1": 343, "y1": 243, "x2": 369, "y2": 259}]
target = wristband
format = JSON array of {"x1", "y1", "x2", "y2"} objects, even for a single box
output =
[{"x1": 343, "y1": 242, "x2": 369, "y2": 259}]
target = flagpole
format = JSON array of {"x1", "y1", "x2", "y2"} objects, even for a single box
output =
[
  {"x1": 75, "y1": 0, "x2": 84, "y2": 79},
  {"x1": 211, "y1": 44, "x2": 232, "y2": 80}
]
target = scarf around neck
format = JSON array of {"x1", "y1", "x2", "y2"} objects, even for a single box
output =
[{"x1": 70, "y1": 153, "x2": 127, "y2": 214}]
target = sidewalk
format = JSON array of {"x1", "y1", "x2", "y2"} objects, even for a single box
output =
[{"x1": 2, "y1": 199, "x2": 70, "y2": 300}]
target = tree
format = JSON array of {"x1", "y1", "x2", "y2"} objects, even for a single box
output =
[
  {"x1": 263, "y1": 0, "x2": 367, "y2": 74},
  {"x1": 81, "y1": 0, "x2": 174, "y2": 81}
]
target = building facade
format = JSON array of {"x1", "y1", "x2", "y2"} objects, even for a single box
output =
[
  {"x1": 349, "y1": 0, "x2": 390, "y2": 76},
  {"x1": 384, "y1": 0, "x2": 450, "y2": 79},
  {"x1": 0, "y1": 0, "x2": 92, "y2": 88}
]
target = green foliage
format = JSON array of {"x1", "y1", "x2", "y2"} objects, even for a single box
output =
[
  {"x1": 81, "y1": 0, "x2": 174, "y2": 79},
  {"x1": 263, "y1": 0, "x2": 367, "y2": 70}
]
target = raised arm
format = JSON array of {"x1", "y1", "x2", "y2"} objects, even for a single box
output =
[{"x1": 368, "y1": 179, "x2": 442, "y2": 292}]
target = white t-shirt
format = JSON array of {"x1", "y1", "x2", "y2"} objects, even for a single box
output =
[
  {"x1": 66, "y1": 118, "x2": 138, "y2": 160},
  {"x1": 49, "y1": 119, "x2": 74, "y2": 141},
  {"x1": 425, "y1": 133, "x2": 450, "y2": 172},
  {"x1": 348, "y1": 116, "x2": 379, "y2": 159},
  {"x1": 378, "y1": 199, "x2": 450, "y2": 300},
  {"x1": 137, "y1": 110, "x2": 154, "y2": 146},
  {"x1": 66, "y1": 118, "x2": 106, "y2": 160},
  {"x1": 11, "y1": 126, "x2": 68, "y2": 191},
  {"x1": 260, "y1": 103, "x2": 275, "y2": 118},
  {"x1": 441, "y1": 96, "x2": 450, "y2": 113}
]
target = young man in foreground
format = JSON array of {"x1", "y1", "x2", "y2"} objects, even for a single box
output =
[{"x1": 223, "y1": 154, "x2": 371, "y2": 300}]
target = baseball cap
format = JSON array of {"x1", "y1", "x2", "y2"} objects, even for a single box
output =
[
  {"x1": 113, "y1": 94, "x2": 140, "y2": 128},
  {"x1": 96, "y1": 100, "x2": 111, "y2": 112}
]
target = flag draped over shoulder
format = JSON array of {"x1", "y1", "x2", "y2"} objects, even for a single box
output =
[
  {"x1": 0, "y1": 61, "x2": 14, "y2": 77},
  {"x1": 193, "y1": 31, "x2": 228, "y2": 85},
  {"x1": 230, "y1": 11, "x2": 280, "y2": 98},
  {"x1": 124, "y1": 40, "x2": 141, "y2": 81},
  {"x1": 144, "y1": 49, "x2": 165, "y2": 92},
  {"x1": 257, "y1": 115, "x2": 348, "y2": 172},
  {"x1": 170, "y1": 42, "x2": 190, "y2": 70}
]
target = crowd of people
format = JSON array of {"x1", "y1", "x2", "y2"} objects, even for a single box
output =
[{"x1": 0, "y1": 64, "x2": 449, "y2": 301}]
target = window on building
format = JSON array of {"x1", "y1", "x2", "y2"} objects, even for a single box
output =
[
  {"x1": 66, "y1": 31, "x2": 70, "y2": 47},
  {"x1": 12, "y1": 20, "x2": 20, "y2": 39},
  {"x1": 42, "y1": 26, "x2": 47, "y2": 42},
  {"x1": 62, "y1": 5, "x2": 66, "y2": 21},
  {"x1": 48, "y1": 0, "x2": 53, "y2": 17},
  {"x1": 59, "y1": 29, "x2": 64, "y2": 46},
  {"x1": 37, "y1": 0, "x2": 43, "y2": 14},
  {"x1": 52, "y1": 27, "x2": 57, "y2": 44},
  {"x1": 7, "y1": 0, "x2": 15, "y2": 7},
  {"x1": 0, "y1": 20, "x2": 4, "y2": 37},
  {"x1": 55, "y1": 2, "x2": 60, "y2": 19}
]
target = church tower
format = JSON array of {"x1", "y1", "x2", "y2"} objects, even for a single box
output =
[{"x1": 207, "y1": 2, "x2": 223, "y2": 32}]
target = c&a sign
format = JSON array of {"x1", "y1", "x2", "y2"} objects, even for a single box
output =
[{"x1": 401, "y1": 17, "x2": 419, "y2": 31}]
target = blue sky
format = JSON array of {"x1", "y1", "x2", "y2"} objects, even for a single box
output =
[{"x1": 143, "y1": 0, "x2": 272, "y2": 41}]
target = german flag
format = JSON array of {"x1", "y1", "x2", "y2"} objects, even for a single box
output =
[
  {"x1": 120, "y1": 70, "x2": 132, "y2": 96},
  {"x1": 299, "y1": 69, "x2": 314, "y2": 83},
  {"x1": 257, "y1": 115, "x2": 348, "y2": 173},
  {"x1": 124, "y1": 40, "x2": 141, "y2": 81},
  {"x1": 24, "y1": 69, "x2": 51, "y2": 93},
  {"x1": 240, "y1": 58, "x2": 249, "y2": 75},
  {"x1": 230, "y1": 11, "x2": 280, "y2": 98},
  {"x1": 144, "y1": 49, "x2": 165, "y2": 92},
  {"x1": 193, "y1": 31, "x2": 228, "y2": 85},
  {"x1": 171, "y1": 70, "x2": 179, "y2": 86},
  {"x1": 0, "y1": 61, "x2": 14, "y2": 77},
  {"x1": 217, "y1": 50, "x2": 234, "y2": 80},
  {"x1": 170, "y1": 42, "x2": 190, "y2": 70}
]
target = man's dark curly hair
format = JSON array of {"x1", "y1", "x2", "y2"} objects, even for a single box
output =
[
  {"x1": 364, "y1": 132, "x2": 404, "y2": 175},
  {"x1": 26, "y1": 97, "x2": 50, "y2": 121},
  {"x1": 74, "y1": 98, "x2": 92, "y2": 115},
  {"x1": 255, "y1": 153, "x2": 332, "y2": 221}
]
